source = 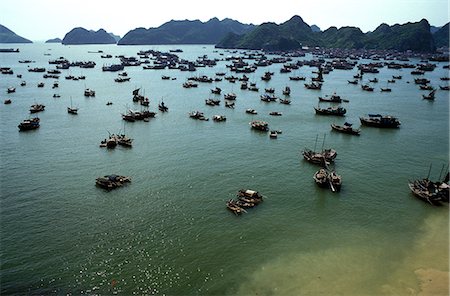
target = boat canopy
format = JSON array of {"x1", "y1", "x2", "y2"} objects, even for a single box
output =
[{"x1": 245, "y1": 190, "x2": 257, "y2": 196}]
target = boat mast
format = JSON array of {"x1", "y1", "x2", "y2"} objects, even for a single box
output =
[
  {"x1": 313, "y1": 134, "x2": 318, "y2": 152},
  {"x1": 321, "y1": 133, "x2": 326, "y2": 151},
  {"x1": 426, "y1": 163, "x2": 432, "y2": 180}
]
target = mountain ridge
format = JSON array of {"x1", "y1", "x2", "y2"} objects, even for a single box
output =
[
  {"x1": 0, "y1": 24, "x2": 32, "y2": 43},
  {"x1": 62, "y1": 28, "x2": 117, "y2": 45},
  {"x1": 118, "y1": 17, "x2": 254, "y2": 45}
]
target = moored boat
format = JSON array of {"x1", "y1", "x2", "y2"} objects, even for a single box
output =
[
  {"x1": 314, "y1": 106, "x2": 346, "y2": 116},
  {"x1": 95, "y1": 175, "x2": 131, "y2": 190},
  {"x1": 29, "y1": 104, "x2": 45, "y2": 113},
  {"x1": 408, "y1": 178, "x2": 449, "y2": 206},
  {"x1": 314, "y1": 169, "x2": 329, "y2": 188},
  {"x1": 359, "y1": 114, "x2": 400, "y2": 128},
  {"x1": 250, "y1": 120, "x2": 269, "y2": 131},
  {"x1": 302, "y1": 148, "x2": 337, "y2": 166},
  {"x1": 331, "y1": 123, "x2": 360, "y2": 135},
  {"x1": 18, "y1": 117, "x2": 40, "y2": 131}
]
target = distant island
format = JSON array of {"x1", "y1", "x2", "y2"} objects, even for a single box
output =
[
  {"x1": 2, "y1": 15, "x2": 448, "y2": 53},
  {"x1": 62, "y1": 28, "x2": 117, "y2": 45},
  {"x1": 118, "y1": 17, "x2": 254, "y2": 45},
  {"x1": 45, "y1": 37, "x2": 62, "y2": 43},
  {"x1": 216, "y1": 16, "x2": 449, "y2": 53},
  {"x1": 0, "y1": 24, "x2": 32, "y2": 43}
]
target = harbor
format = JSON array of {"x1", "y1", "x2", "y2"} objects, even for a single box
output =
[{"x1": 0, "y1": 43, "x2": 449, "y2": 295}]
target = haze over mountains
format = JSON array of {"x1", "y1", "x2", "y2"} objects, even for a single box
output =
[{"x1": 1, "y1": 16, "x2": 448, "y2": 53}]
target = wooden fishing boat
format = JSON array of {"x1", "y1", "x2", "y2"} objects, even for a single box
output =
[
  {"x1": 302, "y1": 148, "x2": 337, "y2": 166},
  {"x1": 250, "y1": 120, "x2": 269, "y2": 131},
  {"x1": 18, "y1": 117, "x2": 40, "y2": 131},
  {"x1": 313, "y1": 169, "x2": 329, "y2": 188},
  {"x1": 408, "y1": 178, "x2": 449, "y2": 206},
  {"x1": 95, "y1": 175, "x2": 131, "y2": 190},
  {"x1": 226, "y1": 199, "x2": 246, "y2": 215},
  {"x1": 331, "y1": 123, "x2": 360, "y2": 135},
  {"x1": 314, "y1": 106, "x2": 346, "y2": 116},
  {"x1": 422, "y1": 89, "x2": 436, "y2": 100},
  {"x1": 158, "y1": 101, "x2": 168, "y2": 112},
  {"x1": 359, "y1": 114, "x2": 400, "y2": 128}
]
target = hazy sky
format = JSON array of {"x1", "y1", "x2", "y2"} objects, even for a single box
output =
[{"x1": 1, "y1": 0, "x2": 448, "y2": 41}]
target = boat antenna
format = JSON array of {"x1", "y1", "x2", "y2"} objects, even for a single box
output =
[
  {"x1": 426, "y1": 163, "x2": 432, "y2": 180},
  {"x1": 313, "y1": 134, "x2": 318, "y2": 152}
]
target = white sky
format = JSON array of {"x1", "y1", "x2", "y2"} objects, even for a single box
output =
[{"x1": 1, "y1": 0, "x2": 448, "y2": 41}]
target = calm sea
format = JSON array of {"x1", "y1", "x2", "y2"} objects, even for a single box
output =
[{"x1": 0, "y1": 43, "x2": 448, "y2": 295}]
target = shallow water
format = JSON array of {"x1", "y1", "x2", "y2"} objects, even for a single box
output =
[{"x1": 0, "y1": 43, "x2": 448, "y2": 295}]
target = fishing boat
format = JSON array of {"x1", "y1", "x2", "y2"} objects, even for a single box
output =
[
  {"x1": 224, "y1": 93, "x2": 237, "y2": 100},
  {"x1": 408, "y1": 178, "x2": 449, "y2": 206},
  {"x1": 380, "y1": 87, "x2": 392, "y2": 92},
  {"x1": 439, "y1": 85, "x2": 450, "y2": 90},
  {"x1": 212, "y1": 115, "x2": 226, "y2": 122},
  {"x1": 313, "y1": 169, "x2": 329, "y2": 188},
  {"x1": 422, "y1": 89, "x2": 436, "y2": 100},
  {"x1": 250, "y1": 120, "x2": 269, "y2": 131},
  {"x1": 95, "y1": 175, "x2": 131, "y2": 190},
  {"x1": 29, "y1": 104, "x2": 45, "y2": 113},
  {"x1": 314, "y1": 106, "x2": 346, "y2": 116},
  {"x1": 260, "y1": 94, "x2": 277, "y2": 102},
  {"x1": 289, "y1": 76, "x2": 306, "y2": 81},
  {"x1": 237, "y1": 189, "x2": 263, "y2": 200},
  {"x1": 225, "y1": 101, "x2": 235, "y2": 109},
  {"x1": 158, "y1": 101, "x2": 168, "y2": 112},
  {"x1": 269, "y1": 111, "x2": 282, "y2": 116},
  {"x1": 419, "y1": 85, "x2": 434, "y2": 91},
  {"x1": 265, "y1": 88, "x2": 275, "y2": 93},
  {"x1": 205, "y1": 98, "x2": 220, "y2": 106},
  {"x1": 114, "y1": 76, "x2": 130, "y2": 83},
  {"x1": 226, "y1": 199, "x2": 246, "y2": 215},
  {"x1": 318, "y1": 93, "x2": 345, "y2": 103},
  {"x1": 304, "y1": 82, "x2": 322, "y2": 90},
  {"x1": 4, "y1": 99, "x2": 11, "y2": 104},
  {"x1": 7, "y1": 87, "x2": 15, "y2": 93},
  {"x1": 246, "y1": 109, "x2": 257, "y2": 114},
  {"x1": 282, "y1": 86, "x2": 291, "y2": 95},
  {"x1": 189, "y1": 111, "x2": 208, "y2": 121},
  {"x1": 211, "y1": 87, "x2": 221, "y2": 94},
  {"x1": 279, "y1": 98, "x2": 291, "y2": 105},
  {"x1": 269, "y1": 130, "x2": 278, "y2": 138},
  {"x1": 66, "y1": 97, "x2": 77, "y2": 114},
  {"x1": 302, "y1": 148, "x2": 337, "y2": 166},
  {"x1": 328, "y1": 171, "x2": 342, "y2": 192},
  {"x1": 331, "y1": 122, "x2": 360, "y2": 135},
  {"x1": 361, "y1": 84, "x2": 374, "y2": 91},
  {"x1": 84, "y1": 88, "x2": 95, "y2": 97},
  {"x1": 359, "y1": 114, "x2": 401, "y2": 128},
  {"x1": 117, "y1": 134, "x2": 133, "y2": 147},
  {"x1": 18, "y1": 117, "x2": 40, "y2": 131}
]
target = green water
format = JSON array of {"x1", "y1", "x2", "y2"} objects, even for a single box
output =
[{"x1": 0, "y1": 43, "x2": 448, "y2": 295}]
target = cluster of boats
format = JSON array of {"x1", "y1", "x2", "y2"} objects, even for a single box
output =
[
  {"x1": 95, "y1": 174, "x2": 131, "y2": 190},
  {"x1": 226, "y1": 189, "x2": 264, "y2": 215}
]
